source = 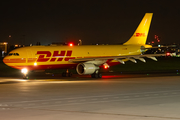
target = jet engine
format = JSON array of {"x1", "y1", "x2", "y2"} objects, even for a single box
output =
[{"x1": 76, "y1": 63, "x2": 99, "y2": 75}]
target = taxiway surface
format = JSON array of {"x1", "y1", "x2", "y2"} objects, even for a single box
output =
[{"x1": 1, "y1": 75, "x2": 180, "y2": 120}]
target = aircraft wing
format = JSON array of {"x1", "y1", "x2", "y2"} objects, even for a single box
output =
[{"x1": 69, "y1": 54, "x2": 166, "y2": 63}]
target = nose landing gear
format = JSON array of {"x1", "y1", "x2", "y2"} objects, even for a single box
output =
[
  {"x1": 21, "y1": 68, "x2": 29, "y2": 79},
  {"x1": 23, "y1": 74, "x2": 29, "y2": 79}
]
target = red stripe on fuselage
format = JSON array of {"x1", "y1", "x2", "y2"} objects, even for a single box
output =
[
  {"x1": 27, "y1": 58, "x2": 37, "y2": 63},
  {"x1": 10, "y1": 64, "x2": 78, "y2": 70},
  {"x1": 9, "y1": 61, "x2": 121, "y2": 70},
  {"x1": 3, "y1": 58, "x2": 26, "y2": 63}
]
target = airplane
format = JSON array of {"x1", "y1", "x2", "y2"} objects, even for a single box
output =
[{"x1": 3, "y1": 13, "x2": 165, "y2": 79}]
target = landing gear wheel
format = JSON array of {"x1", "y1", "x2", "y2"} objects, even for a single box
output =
[
  {"x1": 91, "y1": 73, "x2": 102, "y2": 78},
  {"x1": 23, "y1": 75, "x2": 28, "y2": 79},
  {"x1": 98, "y1": 73, "x2": 102, "y2": 78},
  {"x1": 62, "y1": 71, "x2": 73, "y2": 77},
  {"x1": 91, "y1": 74, "x2": 95, "y2": 78},
  {"x1": 62, "y1": 72, "x2": 66, "y2": 77},
  {"x1": 94, "y1": 74, "x2": 98, "y2": 78},
  {"x1": 68, "y1": 72, "x2": 73, "y2": 77}
]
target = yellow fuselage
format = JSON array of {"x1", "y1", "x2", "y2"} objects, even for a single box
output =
[{"x1": 3, "y1": 44, "x2": 143, "y2": 70}]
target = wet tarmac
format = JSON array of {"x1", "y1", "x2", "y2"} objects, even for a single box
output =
[{"x1": 0, "y1": 74, "x2": 180, "y2": 120}]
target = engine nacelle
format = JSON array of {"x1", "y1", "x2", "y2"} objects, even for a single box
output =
[{"x1": 76, "y1": 63, "x2": 99, "y2": 75}]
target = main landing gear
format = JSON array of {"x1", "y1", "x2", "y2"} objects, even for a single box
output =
[
  {"x1": 62, "y1": 69, "x2": 102, "y2": 78},
  {"x1": 91, "y1": 70, "x2": 102, "y2": 78},
  {"x1": 62, "y1": 69, "x2": 73, "y2": 77}
]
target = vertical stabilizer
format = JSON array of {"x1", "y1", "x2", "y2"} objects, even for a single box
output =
[{"x1": 123, "y1": 13, "x2": 153, "y2": 45}]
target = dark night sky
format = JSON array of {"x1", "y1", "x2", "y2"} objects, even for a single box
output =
[{"x1": 0, "y1": 0, "x2": 180, "y2": 45}]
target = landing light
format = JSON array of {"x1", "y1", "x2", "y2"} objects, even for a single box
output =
[
  {"x1": 34, "y1": 62, "x2": 37, "y2": 66},
  {"x1": 21, "y1": 68, "x2": 28, "y2": 74}
]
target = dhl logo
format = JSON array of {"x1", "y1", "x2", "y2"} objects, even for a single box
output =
[
  {"x1": 36, "y1": 50, "x2": 75, "y2": 62},
  {"x1": 134, "y1": 33, "x2": 146, "y2": 37}
]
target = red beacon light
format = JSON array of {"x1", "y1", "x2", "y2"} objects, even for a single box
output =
[
  {"x1": 166, "y1": 52, "x2": 170, "y2": 56},
  {"x1": 68, "y1": 43, "x2": 74, "y2": 47}
]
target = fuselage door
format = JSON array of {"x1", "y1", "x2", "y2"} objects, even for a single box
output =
[{"x1": 26, "y1": 49, "x2": 33, "y2": 63}]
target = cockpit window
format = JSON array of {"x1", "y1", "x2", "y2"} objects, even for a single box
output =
[
  {"x1": 8, "y1": 53, "x2": 19, "y2": 56},
  {"x1": 15, "y1": 53, "x2": 19, "y2": 56}
]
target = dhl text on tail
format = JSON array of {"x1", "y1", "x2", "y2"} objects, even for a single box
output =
[{"x1": 3, "y1": 13, "x2": 164, "y2": 78}]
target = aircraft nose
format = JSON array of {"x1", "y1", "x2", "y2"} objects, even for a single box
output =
[
  {"x1": 2, "y1": 55, "x2": 14, "y2": 66},
  {"x1": 3, "y1": 56, "x2": 9, "y2": 65}
]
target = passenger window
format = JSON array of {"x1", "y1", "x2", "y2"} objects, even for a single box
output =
[{"x1": 8, "y1": 53, "x2": 13, "y2": 56}]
